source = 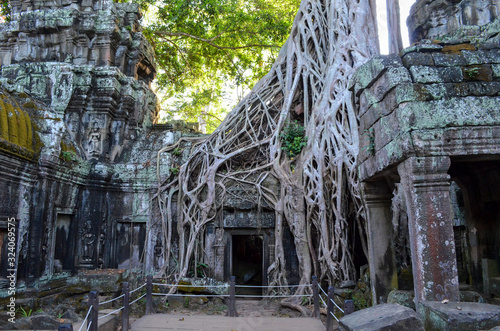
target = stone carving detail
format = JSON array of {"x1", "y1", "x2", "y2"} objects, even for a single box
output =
[
  {"x1": 88, "y1": 122, "x2": 102, "y2": 156},
  {"x1": 408, "y1": 0, "x2": 500, "y2": 42},
  {"x1": 81, "y1": 220, "x2": 96, "y2": 263},
  {"x1": 0, "y1": 0, "x2": 159, "y2": 162}
]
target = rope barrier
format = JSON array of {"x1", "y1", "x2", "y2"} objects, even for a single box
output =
[
  {"x1": 150, "y1": 283, "x2": 311, "y2": 289},
  {"x1": 129, "y1": 293, "x2": 147, "y2": 306},
  {"x1": 99, "y1": 294, "x2": 124, "y2": 306},
  {"x1": 235, "y1": 294, "x2": 308, "y2": 298},
  {"x1": 329, "y1": 310, "x2": 339, "y2": 322},
  {"x1": 318, "y1": 285, "x2": 328, "y2": 297},
  {"x1": 151, "y1": 282, "x2": 228, "y2": 288},
  {"x1": 330, "y1": 297, "x2": 344, "y2": 313},
  {"x1": 151, "y1": 293, "x2": 229, "y2": 298},
  {"x1": 235, "y1": 284, "x2": 312, "y2": 288},
  {"x1": 78, "y1": 307, "x2": 92, "y2": 331},
  {"x1": 86, "y1": 321, "x2": 92, "y2": 331},
  {"x1": 98, "y1": 306, "x2": 124, "y2": 320},
  {"x1": 130, "y1": 283, "x2": 146, "y2": 294},
  {"x1": 320, "y1": 296, "x2": 327, "y2": 308}
]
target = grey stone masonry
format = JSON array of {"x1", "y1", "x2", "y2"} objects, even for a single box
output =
[
  {"x1": 339, "y1": 304, "x2": 424, "y2": 331},
  {"x1": 418, "y1": 301, "x2": 500, "y2": 331},
  {"x1": 0, "y1": 0, "x2": 158, "y2": 162},
  {"x1": 407, "y1": 0, "x2": 500, "y2": 43},
  {"x1": 352, "y1": 40, "x2": 500, "y2": 182}
]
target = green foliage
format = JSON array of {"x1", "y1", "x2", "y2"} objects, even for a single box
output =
[
  {"x1": 18, "y1": 306, "x2": 33, "y2": 317},
  {"x1": 352, "y1": 291, "x2": 370, "y2": 311},
  {"x1": 169, "y1": 166, "x2": 180, "y2": 175},
  {"x1": 188, "y1": 261, "x2": 208, "y2": 278},
  {"x1": 183, "y1": 296, "x2": 189, "y2": 308},
  {"x1": 172, "y1": 147, "x2": 183, "y2": 156},
  {"x1": 465, "y1": 66, "x2": 480, "y2": 79},
  {"x1": 140, "y1": 0, "x2": 300, "y2": 132},
  {"x1": 61, "y1": 150, "x2": 77, "y2": 162},
  {"x1": 300, "y1": 296, "x2": 310, "y2": 305},
  {"x1": 344, "y1": 289, "x2": 371, "y2": 311},
  {"x1": 1, "y1": 0, "x2": 11, "y2": 22},
  {"x1": 363, "y1": 128, "x2": 375, "y2": 156},
  {"x1": 280, "y1": 121, "x2": 307, "y2": 158}
]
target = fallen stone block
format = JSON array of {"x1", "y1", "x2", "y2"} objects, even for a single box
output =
[
  {"x1": 339, "y1": 303, "x2": 424, "y2": 331},
  {"x1": 387, "y1": 290, "x2": 415, "y2": 310},
  {"x1": 418, "y1": 301, "x2": 500, "y2": 331}
]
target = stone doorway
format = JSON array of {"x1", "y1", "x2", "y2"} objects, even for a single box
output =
[
  {"x1": 51, "y1": 214, "x2": 76, "y2": 274},
  {"x1": 113, "y1": 221, "x2": 146, "y2": 270},
  {"x1": 0, "y1": 228, "x2": 9, "y2": 280},
  {"x1": 231, "y1": 234, "x2": 264, "y2": 296}
]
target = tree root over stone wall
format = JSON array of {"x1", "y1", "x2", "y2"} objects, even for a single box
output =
[{"x1": 155, "y1": 0, "x2": 379, "y2": 309}]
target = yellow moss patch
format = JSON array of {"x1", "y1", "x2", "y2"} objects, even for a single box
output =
[
  {"x1": 25, "y1": 113, "x2": 33, "y2": 151},
  {"x1": 442, "y1": 43, "x2": 476, "y2": 54},
  {"x1": 0, "y1": 99, "x2": 9, "y2": 140},
  {"x1": 6, "y1": 103, "x2": 19, "y2": 146},
  {"x1": 17, "y1": 109, "x2": 28, "y2": 149}
]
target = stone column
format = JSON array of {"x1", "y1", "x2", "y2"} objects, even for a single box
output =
[
  {"x1": 213, "y1": 228, "x2": 225, "y2": 280},
  {"x1": 398, "y1": 156, "x2": 459, "y2": 303},
  {"x1": 363, "y1": 181, "x2": 398, "y2": 304}
]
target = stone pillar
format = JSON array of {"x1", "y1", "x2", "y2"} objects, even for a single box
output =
[
  {"x1": 398, "y1": 156, "x2": 459, "y2": 303},
  {"x1": 214, "y1": 228, "x2": 225, "y2": 280},
  {"x1": 363, "y1": 181, "x2": 398, "y2": 304}
]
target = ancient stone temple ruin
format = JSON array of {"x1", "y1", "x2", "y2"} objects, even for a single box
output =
[
  {"x1": 0, "y1": 0, "x2": 176, "y2": 281},
  {"x1": 1, "y1": 0, "x2": 500, "y2": 328},
  {"x1": 0, "y1": 0, "x2": 298, "y2": 294},
  {"x1": 353, "y1": 0, "x2": 500, "y2": 328}
]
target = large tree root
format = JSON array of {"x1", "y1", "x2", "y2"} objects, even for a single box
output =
[
  {"x1": 280, "y1": 298, "x2": 311, "y2": 317},
  {"x1": 155, "y1": 0, "x2": 379, "y2": 293}
]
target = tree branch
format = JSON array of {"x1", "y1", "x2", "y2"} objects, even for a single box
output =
[{"x1": 154, "y1": 30, "x2": 281, "y2": 50}]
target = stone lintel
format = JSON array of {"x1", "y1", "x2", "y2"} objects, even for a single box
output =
[{"x1": 398, "y1": 156, "x2": 459, "y2": 303}]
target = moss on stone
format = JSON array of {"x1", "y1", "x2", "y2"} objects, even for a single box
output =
[
  {"x1": 442, "y1": 43, "x2": 476, "y2": 54},
  {"x1": 25, "y1": 112, "x2": 33, "y2": 151},
  {"x1": 0, "y1": 99, "x2": 9, "y2": 140},
  {"x1": 6, "y1": 102, "x2": 19, "y2": 145},
  {"x1": 17, "y1": 107, "x2": 28, "y2": 149}
]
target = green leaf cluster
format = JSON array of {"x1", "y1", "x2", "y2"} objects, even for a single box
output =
[
  {"x1": 139, "y1": 0, "x2": 300, "y2": 131},
  {"x1": 169, "y1": 166, "x2": 180, "y2": 175},
  {"x1": 0, "y1": 0, "x2": 10, "y2": 22},
  {"x1": 280, "y1": 121, "x2": 307, "y2": 158}
]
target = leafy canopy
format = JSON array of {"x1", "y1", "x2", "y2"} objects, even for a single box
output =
[{"x1": 139, "y1": 0, "x2": 300, "y2": 132}]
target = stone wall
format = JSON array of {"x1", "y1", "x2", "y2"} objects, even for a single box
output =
[
  {"x1": 0, "y1": 0, "x2": 196, "y2": 290},
  {"x1": 408, "y1": 0, "x2": 500, "y2": 43},
  {"x1": 353, "y1": 3, "x2": 500, "y2": 308}
]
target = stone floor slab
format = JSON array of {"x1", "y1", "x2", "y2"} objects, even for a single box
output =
[
  {"x1": 339, "y1": 303, "x2": 424, "y2": 331},
  {"x1": 130, "y1": 314, "x2": 325, "y2": 330},
  {"x1": 418, "y1": 301, "x2": 500, "y2": 331}
]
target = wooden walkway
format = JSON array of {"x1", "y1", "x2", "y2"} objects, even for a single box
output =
[{"x1": 130, "y1": 314, "x2": 326, "y2": 330}]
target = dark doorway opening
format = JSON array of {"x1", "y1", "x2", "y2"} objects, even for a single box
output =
[
  {"x1": 232, "y1": 235, "x2": 263, "y2": 295},
  {"x1": 114, "y1": 222, "x2": 146, "y2": 270},
  {"x1": 53, "y1": 214, "x2": 76, "y2": 273}
]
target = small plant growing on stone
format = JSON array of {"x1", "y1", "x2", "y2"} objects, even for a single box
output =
[
  {"x1": 169, "y1": 166, "x2": 180, "y2": 175},
  {"x1": 464, "y1": 66, "x2": 480, "y2": 80},
  {"x1": 363, "y1": 128, "x2": 375, "y2": 156},
  {"x1": 183, "y1": 296, "x2": 189, "y2": 308},
  {"x1": 280, "y1": 121, "x2": 307, "y2": 158},
  {"x1": 18, "y1": 306, "x2": 33, "y2": 317},
  {"x1": 172, "y1": 147, "x2": 183, "y2": 156},
  {"x1": 61, "y1": 150, "x2": 77, "y2": 162}
]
